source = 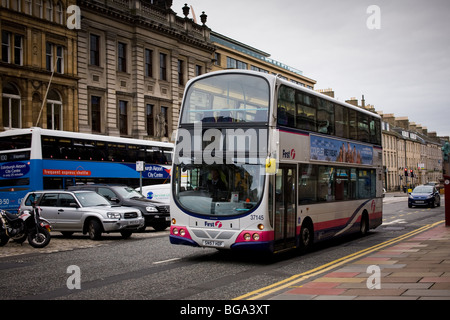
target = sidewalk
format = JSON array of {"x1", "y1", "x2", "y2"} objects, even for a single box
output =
[
  {"x1": 0, "y1": 230, "x2": 168, "y2": 258},
  {"x1": 269, "y1": 222, "x2": 450, "y2": 300}
]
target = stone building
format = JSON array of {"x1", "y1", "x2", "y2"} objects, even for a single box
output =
[
  {"x1": 340, "y1": 97, "x2": 444, "y2": 191},
  {"x1": 380, "y1": 114, "x2": 443, "y2": 191},
  {"x1": 76, "y1": 0, "x2": 215, "y2": 141},
  {"x1": 0, "y1": 0, "x2": 78, "y2": 131}
]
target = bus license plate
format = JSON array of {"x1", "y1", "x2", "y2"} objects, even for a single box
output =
[{"x1": 203, "y1": 240, "x2": 224, "y2": 248}]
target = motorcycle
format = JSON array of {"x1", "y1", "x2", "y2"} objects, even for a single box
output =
[{"x1": 0, "y1": 206, "x2": 52, "y2": 248}]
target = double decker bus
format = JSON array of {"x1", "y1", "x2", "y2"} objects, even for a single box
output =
[
  {"x1": 170, "y1": 70, "x2": 383, "y2": 253},
  {"x1": 0, "y1": 128, "x2": 173, "y2": 211}
]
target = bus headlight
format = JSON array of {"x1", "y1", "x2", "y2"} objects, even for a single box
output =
[
  {"x1": 243, "y1": 233, "x2": 251, "y2": 241},
  {"x1": 172, "y1": 227, "x2": 179, "y2": 235},
  {"x1": 252, "y1": 233, "x2": 260, "y2": 241},
  {"x1": 180, "y1": 229, "x2": 186, "y2": 237}
]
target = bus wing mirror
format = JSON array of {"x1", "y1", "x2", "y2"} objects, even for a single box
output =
[{"x1": 265, "y1": 158, "x2": 277, "y2": 175}]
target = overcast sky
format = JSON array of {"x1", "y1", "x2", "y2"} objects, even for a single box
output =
[{"x1": 172, "y1": 0, "x2": 450, "y2": 137}]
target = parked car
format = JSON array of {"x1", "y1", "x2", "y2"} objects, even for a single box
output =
[
  {"x1": 138, "y1": 184, "x2": 171, "y2": 204},
  {"x1": 408, "y1": 185, "x2": 441, "y2": 208},
  {"x1": 69, "y1": 185, "x2": 170, "y2": 231},
  {"x1": 19, "y1": 190, "x2": 144, "y2": 240}
]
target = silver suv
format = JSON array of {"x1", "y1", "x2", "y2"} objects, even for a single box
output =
[{"x1": 19, "y1": 190, "x2": 144, "y2": 240}]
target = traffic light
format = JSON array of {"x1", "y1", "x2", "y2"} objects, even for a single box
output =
[
  {"x1": 410, "y1": 169, "x2": 414, "y2": 178},
  {"x1": 404, "y1": 168, "x2": 408, "y2": 176}
]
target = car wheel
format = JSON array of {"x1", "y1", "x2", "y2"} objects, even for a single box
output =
[
  {"x1": 88, "y1": 219, "x2": 102, "y2": 240},
  {"x1": 152, "y1": 222, "x2": 168, "y2": 231},
  {"x1": 120, "y1": 230, "x2": 132, "y2": 239},
  {"x1": 61, "y1": 231, "x2": 74, "y2": 237}
]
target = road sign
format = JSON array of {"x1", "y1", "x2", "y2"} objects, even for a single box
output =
[{"x1": 136, "y1": 161, "x2": 145, "y2": 172}]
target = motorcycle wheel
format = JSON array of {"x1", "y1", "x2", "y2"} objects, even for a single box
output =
[
  {"x1": 27, "y1": 226, "x2": 51, "y2": 248},
  {"x1": 0, "y1": 234, "x2": 9, "y2": 247}
]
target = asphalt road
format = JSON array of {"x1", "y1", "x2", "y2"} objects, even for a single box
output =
[{"x1": 0, "y1": 194, "x2": 445, "y2": 301}]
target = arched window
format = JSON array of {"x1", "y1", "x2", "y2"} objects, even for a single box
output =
[
  {"x1": 45, "y1": 0, "x2": 53, "y2": 22},
  {"x1": 56, "y1": 1, "x2": 64, "y2": 24},
  {"x1": 2, "y1": 82, "x2": 21, "y2": 128},
  {"x1": 35, "y1": 0, "x2": 43, "y2": 18},
  {"x1": 47, "y1": 89, "x2": 62, "y2": 130},
  {"x1": 24, "y1": 0, "x2": 32, "y2": 15},
  {"x1": 11, "y1": 0, "x2": 21, "y2": 11}
]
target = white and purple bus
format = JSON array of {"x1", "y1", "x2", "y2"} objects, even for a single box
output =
[{"x1": 170, "y1": 70, "x2": 383, "y2": 253}]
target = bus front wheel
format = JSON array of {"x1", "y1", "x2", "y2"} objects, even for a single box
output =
[{"x1": 299, "y1": 219, "x2": 314, "y2": 252}]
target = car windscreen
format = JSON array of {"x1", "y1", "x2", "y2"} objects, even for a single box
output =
[
  {"x1": 412, "y1": 186, "x2": 433, "y2": 194},
  {"x1": 74, "y1": 192, "x2": 111, "y2": 207},
  {"x1": 113, "y1": 187, "x2": 146, "y2": 200}
]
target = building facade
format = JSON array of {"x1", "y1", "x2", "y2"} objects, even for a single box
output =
[
  {"x1": 1, "y1": 1, "x2": 317, "y2": 140},
  {"x1": 77, "y1": 0, "x2": 215, "y2": 141},
  {"x1": 340, "y1": 98, "x2": 445, "y2": 191},
  {"x1": 211, "y1": 31, "x2": 316, "y2": 89},
  {"x1": 0, "y1": 0, "x2": 78, "y2": 131},
  {"x1": 380, "y1": 114, "x2": 444, "y2": 191}
]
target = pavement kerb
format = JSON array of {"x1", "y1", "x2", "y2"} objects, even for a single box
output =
[{"x1": 234, "y1": 220, "x2": 446, "y2": 300}]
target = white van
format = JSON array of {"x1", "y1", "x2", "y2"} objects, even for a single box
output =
[{"x1": 138, "y1": 184, "x2": 171, "y2": 204}]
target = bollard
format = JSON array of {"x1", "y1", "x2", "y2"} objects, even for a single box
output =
[{"x1": 444, "y1": 175, "x2": 450, "y2": 227}]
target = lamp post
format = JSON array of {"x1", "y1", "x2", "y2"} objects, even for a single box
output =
[{"x1": 200, "y1": 11, "x2": 207, "y2": 25}]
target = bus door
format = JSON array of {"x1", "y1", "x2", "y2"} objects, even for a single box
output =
[{"x1": 274, "y1": 165, "x2": 297, "y2": 251}]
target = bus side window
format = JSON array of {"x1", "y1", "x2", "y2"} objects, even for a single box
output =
[
  {"x1": 277, "y1": 86, "x2": 295, "y2": 127},
  {"x1": 296, "y1": 92, "x2": 316, "y2": 131},
  {"x1": 298, "y1": 164, "x2": 317, "y2": 204},
  {"x1": 317, "y1": 99, "x2": 334, "y2": 135},
  {"x1": 348, "y1": 110, "x2": 358, "y2": 140}
]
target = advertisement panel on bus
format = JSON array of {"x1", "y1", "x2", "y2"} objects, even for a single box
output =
[
  {"x1": 42, "y1": 160, "x2": 171, "y2": 180},
  {"x1": 0, "y1": 160, "x2": 36, "y2": 211},
  {"x1": 0, "y1": 159, "x2": 172, "y2": 211}
]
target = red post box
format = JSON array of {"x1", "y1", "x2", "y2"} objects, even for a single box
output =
[{"x1": 444, "y1": 175, "x2": 450, "y2": 227}]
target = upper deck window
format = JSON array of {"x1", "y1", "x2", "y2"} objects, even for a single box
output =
[{"x1": 181, "y1": 73, "x2": 270, "y2": 124}]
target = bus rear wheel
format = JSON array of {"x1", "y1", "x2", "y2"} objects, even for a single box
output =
[{"x1": 360, "y1": 211, "x2": 369, "y2": 236}]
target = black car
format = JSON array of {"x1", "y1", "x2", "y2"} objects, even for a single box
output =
[
  {"x1": 408, "y1": 185, "x2": 441, "y2": 208},
  {"x1": 69, "y1": 185, "x2": 169, "y2": 231}
]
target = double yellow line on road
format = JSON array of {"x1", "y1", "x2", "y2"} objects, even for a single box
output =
[{"x1": 234, "y1": 220, "x2": 444, "y2": 300}]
